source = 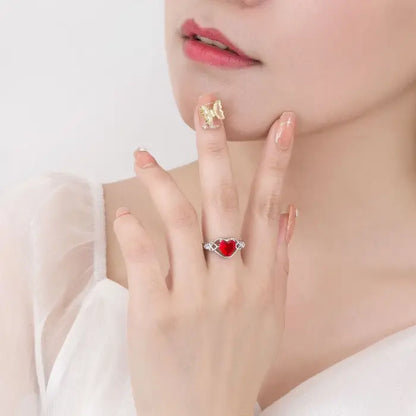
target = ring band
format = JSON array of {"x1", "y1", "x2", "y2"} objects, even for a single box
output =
[{"x1": 202, "y1": 237, "x2": 245, "y2": 258}]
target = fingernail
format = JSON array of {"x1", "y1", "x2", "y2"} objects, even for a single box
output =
[
  {"x1": 275, "y1": 112, "x2": 296, "y2": 149},
  {"x1": 134, "y1": 147, "x2": 157, "y2": 169},
  {"x1": 285, "y1": 204, "x2": 297, "y2": 244},
  {"x1": 133, "y1": 146, "x2": 148, "y2": 158},
  {"x1": 278, "y1": 212, "x2": 289, "y2": 245},
  {"x1": 115, "y1": 206, "x2": 130, "y2": 219},
  {"x1": 197, "y1": 94, "x2": 226, "y2": 130}
]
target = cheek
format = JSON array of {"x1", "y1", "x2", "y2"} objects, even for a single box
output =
[
  {"x1": 266, "y1": 1, "x2": 416, "y2": 131},
  {"x1": 163, "y1": 0, "x2": 416, "y2": 141}
]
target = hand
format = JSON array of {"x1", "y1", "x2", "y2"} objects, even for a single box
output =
[{"x1": 113, "y1": 93, "x2": 297, "y2": 416}]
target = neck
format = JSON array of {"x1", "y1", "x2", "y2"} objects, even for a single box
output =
[{"x1": 226, "y1": 84, "x2": 416, "y2": 271}]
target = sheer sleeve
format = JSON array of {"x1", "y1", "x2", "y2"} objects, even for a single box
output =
[{"x1": 0, "y1": 172, "x2": 99, "y2": 415}]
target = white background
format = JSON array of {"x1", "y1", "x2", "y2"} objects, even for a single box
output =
[{"x1": 0, "y1": 0, "x2": 196, "y2": 193}]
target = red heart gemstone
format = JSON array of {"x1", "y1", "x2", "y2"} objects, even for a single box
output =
[{"x1": 218, "y1": 239, "x2": 237, "y2": 257}]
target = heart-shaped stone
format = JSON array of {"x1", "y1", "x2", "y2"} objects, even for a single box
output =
[{"x1": 218, "y1": 239, "x2": 237, "y2": 257}]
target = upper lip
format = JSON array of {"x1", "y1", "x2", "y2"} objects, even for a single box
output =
[{"x1": 180, "y1": 18, "x2": 259, "y2": 62}]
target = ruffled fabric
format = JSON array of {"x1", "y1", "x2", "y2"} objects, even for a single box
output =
[
  {"x1": 0, "y1": 172, "x2": 135, "y2": 415},
  {"x1": 1, "y1": 171, "x2": 416, "y2": 415}
]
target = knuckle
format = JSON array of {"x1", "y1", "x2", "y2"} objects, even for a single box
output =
[
  {"x1": 205, "y1": 139, "x2": 227, "y2": 157},
  {"x1": 255, "y1": 191, "x2": 282, "y2": 222},
  {"x1": 138, "y1": 303, "x2": 179, "y2": 333},
  {"x1": 169, "y1": 202, "x2": 198, "y2": 229},
  {"x1": 124, "y1": 240, "x2": 155, "y2": 262},
  {"x1": 267, "y1": 158, "x2": 289, "y2": 178},
  {"x1": 214, "y1": 182, "x2": 239, "y2": 214}
]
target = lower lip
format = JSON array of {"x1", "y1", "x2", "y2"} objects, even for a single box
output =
[{"x1": 182, "y1": 37, "x2": 259, "y2": 68}]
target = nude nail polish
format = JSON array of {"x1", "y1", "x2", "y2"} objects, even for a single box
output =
[
  {"x1": 115, "y1": 206, "x2": 130, "y2": 218},
  {"x1": 134, "y1": 147, "x2": 157, "y2": 168},
  {"x1": 133, "y1": 146, "x2": 148, "y2": 158},
  {"x1": 275, "y1": 112, "x2": 295, "y2": 149},
  {"x1": 285, "y1": 204, "x2": 297, "y2": 244}
]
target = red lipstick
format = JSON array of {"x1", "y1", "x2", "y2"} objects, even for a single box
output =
[{"x1": 180, "y1": 18, "x2": 261, "y2": 69}]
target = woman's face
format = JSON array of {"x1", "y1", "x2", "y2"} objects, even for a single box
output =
[{"x1": 164, "y1": 0, "x2": 416, "y2": 141}]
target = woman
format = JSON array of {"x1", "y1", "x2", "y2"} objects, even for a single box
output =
[{"x1": 1, "y1": 0, "x2": 416, "y2": 414}]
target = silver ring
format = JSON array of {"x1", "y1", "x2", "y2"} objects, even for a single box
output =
[{"x1": 202, "y1": 237, "x2": 245, "y2": 259}]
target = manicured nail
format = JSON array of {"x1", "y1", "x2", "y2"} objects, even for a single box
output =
[
  {"x1": 278, "y1": 212, "x2": 290, "y2": 245},
  {"x1": 134, "y1": 147, "x2": 157, "y2": 169},
  {"x1": 133, "y1": 146, "x2": 148, "y2": 158},
  {"x1": 275, "y1": 112, "x2": 296, "y2": 149},
  {"x1": 285, "y1": 204, "x2": 297, "y2": 244},
  {"x1": 115, "y1": 206, "x2": 130, "y2": 219},
  {"x1": 198, "y1": 94, "x2": 226, "y2": 130}
]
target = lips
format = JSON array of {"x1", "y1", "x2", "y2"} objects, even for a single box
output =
[{"x1": 180, "y1": 18, "x2": 259, "y2": 62}]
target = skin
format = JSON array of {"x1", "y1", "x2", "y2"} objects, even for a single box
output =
[
  {"x1": 104, "y1": 0, "x2": 416, "y2": 410},
  {"x1": 112, "y1": 95, "x2": 296, "y2": 416}
]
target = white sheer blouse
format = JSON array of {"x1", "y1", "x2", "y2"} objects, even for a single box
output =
[{"x1": 1, "y1": 171, "x2": 416, "y2": 415}]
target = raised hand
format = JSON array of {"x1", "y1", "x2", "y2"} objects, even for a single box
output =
[{"x1": 113, "y1": 93, "x2": 297, "y2": 416}]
